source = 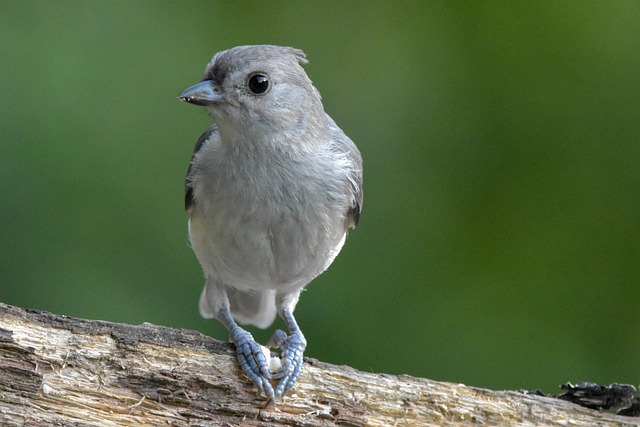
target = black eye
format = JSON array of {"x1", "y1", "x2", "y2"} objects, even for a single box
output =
[{"x1": 248, "y1": 74, "x2": 270, "y2": 94}]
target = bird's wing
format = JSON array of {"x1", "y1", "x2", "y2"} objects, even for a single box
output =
[
  {"x1": 330, "y1": 119, "x2": 363, "y2": 229},
  {"x1": 346, "y1": 142, "x2": 363, "y2": 228},
  {"x1": 185, "y1": 125, "x2": 218, "y2": 212}
]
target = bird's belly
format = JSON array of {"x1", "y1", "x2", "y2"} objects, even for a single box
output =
[{"x1": 189, "y1": 202, "x2": 345, "y2": 293}]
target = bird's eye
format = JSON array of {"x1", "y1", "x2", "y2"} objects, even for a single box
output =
[{"x1": 247, "y1": 73, "x2": 270, "y2": 94}]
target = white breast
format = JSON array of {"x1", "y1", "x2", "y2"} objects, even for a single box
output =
[{"x1": 188, "y1": 133, "x2": 351, "y2": 294}]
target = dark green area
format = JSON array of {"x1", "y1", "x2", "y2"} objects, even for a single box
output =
[{"x1": 2, "y1": 1, "x2": 638, "y2": 393}]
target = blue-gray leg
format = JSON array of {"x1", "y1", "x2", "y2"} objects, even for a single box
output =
[
  {"x1": 218, "y1": 307, "x2": 275, "y2": 401},
  {"x1": 269, "y1": 307, "x2": 307, "y2": 399}
]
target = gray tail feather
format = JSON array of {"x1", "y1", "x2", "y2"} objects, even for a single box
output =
[
  {"x1": 227, "y1": 287, "x2": 277, "y2": 329},
  {"x1": 199, "y1": 281, "x2": 278, "y2": 329}
]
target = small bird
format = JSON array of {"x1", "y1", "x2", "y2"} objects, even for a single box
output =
[{"x1": 178, "y1": 45, "x2": 362, "y2": 403}]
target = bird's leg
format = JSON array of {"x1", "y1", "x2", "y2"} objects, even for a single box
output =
[
  {"x1": 217, "y1": 306, "x2": 275, "y2": 401},
  {"x1": 268, "y1": 306, "x2": 307, "y2": 399}
]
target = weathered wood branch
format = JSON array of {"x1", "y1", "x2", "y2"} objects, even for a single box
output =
[{"x1": 0, "y1": 302, "x2": 635, "y2": 426}]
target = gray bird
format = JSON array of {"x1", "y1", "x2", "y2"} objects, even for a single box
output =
[{"x1": 178, "y1": 45, "x2": 362, "y2": 403}]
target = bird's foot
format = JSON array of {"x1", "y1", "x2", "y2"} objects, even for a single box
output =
[
  {"x1": 230, "y1": 327, "x2": 275, "y2": 402},
  {"x1": 267, "y1": 329, "x2": 307, "y2": 400}
]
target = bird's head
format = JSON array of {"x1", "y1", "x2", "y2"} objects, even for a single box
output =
[{"x1": 179, "y1": 45, "x2": 325, "y2": 141}]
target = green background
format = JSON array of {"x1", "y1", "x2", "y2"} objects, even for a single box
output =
[{"x1": 2, "y1": 1, "x2": 638, "y2": 394}]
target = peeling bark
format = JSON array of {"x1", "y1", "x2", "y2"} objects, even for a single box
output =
[{"x1": 0, "y1": 303, "x2": 635, "y2": 426}]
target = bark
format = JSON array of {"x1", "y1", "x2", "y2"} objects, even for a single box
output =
[{"x1": 0, "y1": 302, "x2": 635, "y2": 426}]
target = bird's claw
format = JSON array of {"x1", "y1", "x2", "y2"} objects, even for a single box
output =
[
  {"x1": 269, "y1": 330, "x2": 306, "y2": 399},
  {"x1": 231, "y1": 326, "x2": 306, "y2": 402},
  {"x1": 231, "y1": 327, "x2": 275, "y2": 401},
  {"x1": 265, "y1": 329, "x2": 287, "y2": 348}
]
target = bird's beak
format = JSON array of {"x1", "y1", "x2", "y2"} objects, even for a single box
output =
[{"x1": 178, "y1": 81, "x2": 223, "y2": 106}]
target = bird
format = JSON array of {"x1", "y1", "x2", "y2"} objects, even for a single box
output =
[{"x1": 178, "y1": 45, "x2": 362, "y2": 404}]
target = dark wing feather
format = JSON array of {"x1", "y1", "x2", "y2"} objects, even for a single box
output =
[
  {"x1": 185, "y1": 125, "x2": 217, "y2": 211},
  {"x1": 346, "y1": 142, "x2": 363, "y2": 228},
  {"x1": 329, "y1": 117, "x2": 363, "y2": 229}
]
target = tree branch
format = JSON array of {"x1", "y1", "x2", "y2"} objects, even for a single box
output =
[{"x1": 0, "y1": 303, "x2": 633, "y2": 426}]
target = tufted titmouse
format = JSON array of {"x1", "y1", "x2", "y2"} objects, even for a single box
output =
[{"x1": 178, "y1": 45, "x2": 363, "y2": 403}]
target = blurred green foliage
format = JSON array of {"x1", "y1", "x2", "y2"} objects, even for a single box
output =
[{"x1": 1, "y1": 1, "x2": 638, "y2": 394}]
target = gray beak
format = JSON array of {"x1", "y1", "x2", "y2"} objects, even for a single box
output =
[{"x1": 178, "y1": 80, "x2": 223, "y2": 106}]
